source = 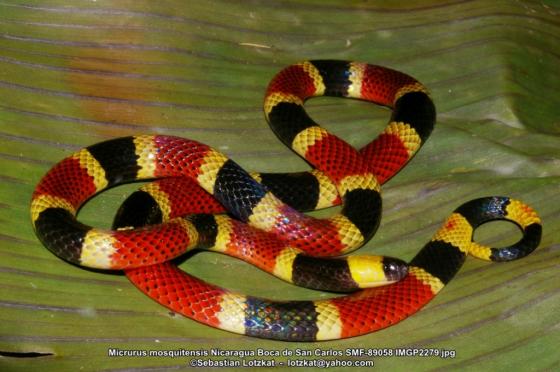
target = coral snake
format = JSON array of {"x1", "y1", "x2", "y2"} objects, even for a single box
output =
[{"x1": 31, "y1": 60, "x2": 542, "y2": 341}]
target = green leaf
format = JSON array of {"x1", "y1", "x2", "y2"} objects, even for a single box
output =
[{"x1": 1, "y1": 1, "x2": 559, "y2": 371}]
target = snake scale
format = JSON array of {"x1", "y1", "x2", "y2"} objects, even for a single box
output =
[{"x1": 31, "y1": 60, "x2": 542, "y2": 341}]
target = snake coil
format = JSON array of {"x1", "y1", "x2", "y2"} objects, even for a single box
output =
[{"x1": 31, "y1": 60, "x2": 541, "y2": 341}]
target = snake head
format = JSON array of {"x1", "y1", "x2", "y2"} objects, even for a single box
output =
[{"x1": 346, "y1": 255, "x2": 408, "y2": 288}]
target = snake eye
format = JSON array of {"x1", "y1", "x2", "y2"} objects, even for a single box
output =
[{"x1": 383, "y1": 257, "x2": 409, "y2": 282}]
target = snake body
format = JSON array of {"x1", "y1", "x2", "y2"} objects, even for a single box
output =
[{"x1": 31, "y1": 60, "x2": 542, "y2": 341}]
